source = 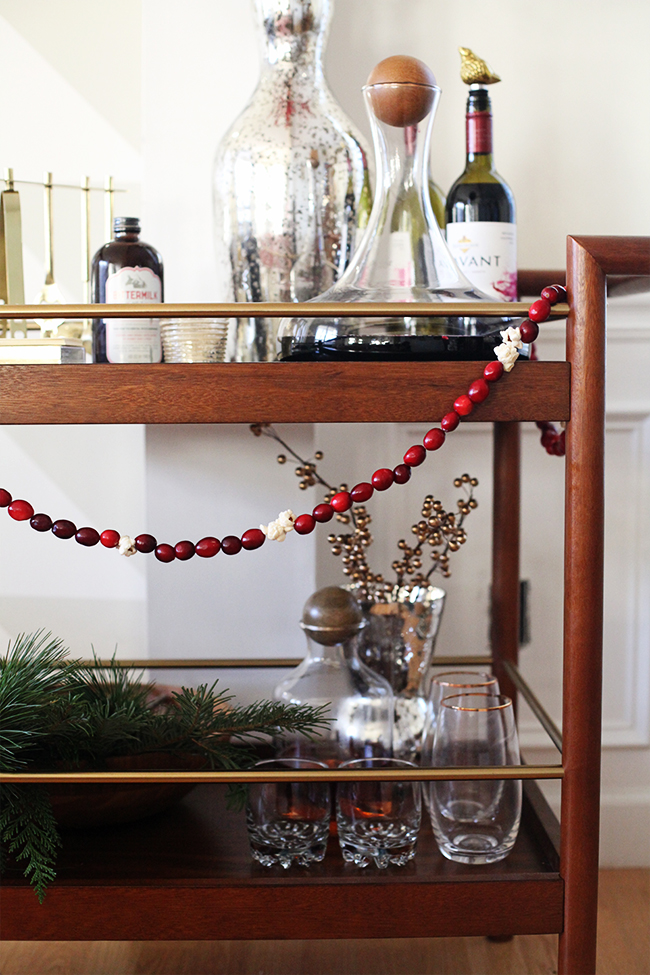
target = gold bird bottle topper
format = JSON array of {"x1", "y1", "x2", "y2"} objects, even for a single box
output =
[{"x1": 458, "y1": 47, "x2": 501, "y2": 86}]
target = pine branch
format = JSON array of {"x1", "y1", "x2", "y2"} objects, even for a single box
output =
[{"x1": 0, "y1": 784, "x2": 61, "y2": 902}]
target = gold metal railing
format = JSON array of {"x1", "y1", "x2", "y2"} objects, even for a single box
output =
[
  {"x1": 80, "y1": 654, "x2": 495, "y2": 669},
  {"x1": 0, "y1": 301, "x2": 570, "y2": 320},
  {"x1": 1, "y1": 766, "x2": 563, "y2": 784}
]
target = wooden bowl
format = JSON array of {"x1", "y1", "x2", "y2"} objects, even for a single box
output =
[{"x1": 47, "y1": 752, "x2": 207, "y2": 828}]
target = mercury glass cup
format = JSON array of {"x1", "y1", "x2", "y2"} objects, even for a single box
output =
[
  {"x1": 427, "y1": 693, "x2": 521, "y2": 864},
  {"x1": 337, "y1": 758, "x2": 422, "y2": 868},
  {"x1": 246, "y1": 758, "x2": 331, "y2": 868}
]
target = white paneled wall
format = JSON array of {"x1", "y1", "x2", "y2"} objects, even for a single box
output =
[{"x1": 0, "y1": 0, "x2": 648, "y2": 863}]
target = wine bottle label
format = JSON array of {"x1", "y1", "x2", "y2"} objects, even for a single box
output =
[
  {"x1": 388, "y1": 231, "x2": 415, "y2": 288},
  {"x1": 446, "y1": 222, "x2": 517, "y2": 300},
  {"x1": 466, "y1": 111, "x2": 492, "y2": 154},
  {"x1": 104, "y1": 266, "x2": 162, "y2": 363}
]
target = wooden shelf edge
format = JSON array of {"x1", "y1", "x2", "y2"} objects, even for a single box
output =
[{"x1": 0, "y1": 361, "x2": 570, "y2": 424}]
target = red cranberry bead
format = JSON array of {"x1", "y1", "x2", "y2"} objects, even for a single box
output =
[
  {"x1": 135, "y1": 533, "x2": 157, "y2": 554},
  {"x1": 528, "y1": 297, "x2": 551, "y2": 323},
  {"x1": 331, "y1": 491, "x2": 352, "y2": 512},
  {"x1": 241, "y1": 528, "x2": 265, "y2": 550},
  {"x1": 100, "y1": 529, "x2": 120, "y2": 548},
  {"x1": 196, "y1": 536, "x2": 220, "y2": 558},
  {"x1": 423, "y1": 428, "x2": 445, "y2": 451},
  {"x1": 484, "y1": 361, "x2": 504, "y2": 383},
  {"x1": 403, "y1": 445, "x2": 426, "y2": 467},
  {"x1": 0, "y1": 489, "x2": 12, "y2": 507},
  {"x1": 350, "y1": 482, "x2": 374, "y2": 503},
  {"x1": 540, "y1": 428, "x2": 556, "y2": 449},
  {"x1": 51, "y1": 519, "x2": 77, "y2": 539},
  {"x1": 519, "y1": 319, "x2": 539, "y2": 344},
  {"x1": 30, "y1": 513, "x2": 53, "y2": 532},
  {"x1": 393, "y1": 464, "x2": 411, "y2": 484},
  {"x1": 221, "y1": 535, "x2": 243, "y2": 555},
  {"x1": 155, "y1": 543, "x2": 176, "y2": 563},
  {"x1": 294, "y1": 513, "x2": 316, "y2": 535},
  {"x1": 174, "y1": 540, "x2": 195, "y2": 561},
  {"x1": 541, "y1": 284, "x2": 566, "y2": 304},
  {"x1": 453, "y1": 395, "x2": 473, "y2": 417},
  {"x1": 441, "y1": 411, "x2": 460, "y2": 432},
  {"x1": 8, "y1": 499, "x2": 34, "y2": 521},
  {"x1": 468, "y1": 378, "x2": 490, "y2": 404},
  {"x1": 371, "y1": 468, "x2": 394, "y2": 491},
  {"x1": 75, "y1": 527, "x2": 100, "y2": 547},
  {"x1": 312, "y1": 503, "x2": 334, "y2": 523}
]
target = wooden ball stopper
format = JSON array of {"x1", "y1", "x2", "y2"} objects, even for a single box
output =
[
  {"x1": 301, "y1": 586, "x2": 363, "y2": 645},
  {"x1": 366, "y1": 55, "x2": 436, "y2": 127}
]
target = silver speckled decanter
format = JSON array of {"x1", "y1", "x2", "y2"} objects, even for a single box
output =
[{"x1": 213, "y1": 0, "x2": 371, "y2": 362}]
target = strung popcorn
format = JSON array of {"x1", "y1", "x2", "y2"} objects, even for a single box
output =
[
  {"x1": 494, "y1": 324, "x2": 523, "y2": 372},
  {"x1": 260, "y1": 509, "x2": 295, "y2": 542},
  {"x1": 118, "y1": 535, "x2": 137, "y2": 557}
]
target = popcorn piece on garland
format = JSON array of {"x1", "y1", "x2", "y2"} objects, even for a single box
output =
[
  {"x1": 118, "y1": 535, "x2": 137, "y2": 557},
  {"x1": 494, "y1": 324, "x2": 523, "y2": 372},
  {"x1": 260, "y1": 509, "x2": 296, "y2": 542}
]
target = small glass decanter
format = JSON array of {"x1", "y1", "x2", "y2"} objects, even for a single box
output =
[
  {"x1": 278, "y1": 56, "x2": 520, "y2": 361},
  {"x1": 274, "y1": 586, "x2": 394, "y2": 763}
]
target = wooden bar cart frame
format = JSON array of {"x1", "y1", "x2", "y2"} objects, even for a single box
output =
[{"x1": 1, "y1": 236, "x2": 648, "y2": 975}]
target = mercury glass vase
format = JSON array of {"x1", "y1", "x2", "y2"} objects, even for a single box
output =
[
  {"x1": 213, "y1": 0, "x2": 371, "y2": 362},
  {"x1": 355, "y1": 585, "x2": 446, "y2": 762}
]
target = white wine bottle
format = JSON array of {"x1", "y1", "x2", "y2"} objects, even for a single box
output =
[{"x1": 445, "y1": 48, "x2": 516, "y2": 300}]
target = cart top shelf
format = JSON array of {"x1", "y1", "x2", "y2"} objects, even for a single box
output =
[{"x1": 0, "y1": 360, "x2": 570, "y2": 424}]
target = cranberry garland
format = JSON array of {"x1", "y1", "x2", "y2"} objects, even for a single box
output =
[{"x1": 0, "y1": 285, "x2": 566, "y2": 562}]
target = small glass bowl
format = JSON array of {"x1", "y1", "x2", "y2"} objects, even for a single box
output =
[{"x1": 161, "y1": 318, "x2": 228, "y2": 363}]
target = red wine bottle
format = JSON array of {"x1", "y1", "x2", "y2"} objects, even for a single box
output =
[
  {"x1": 91, "y1": 217, "x2": 164, "y2": 363},
  {"x1": 445, "y1": 85, "x2": 516, "y2": 300}
]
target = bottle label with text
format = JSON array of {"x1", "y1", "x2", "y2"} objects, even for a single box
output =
[
  {"x1": 445, "y1": 222, "x2": 517, "y2": 301},
  {"x1": 388, "y1": 231, "x2": 415, "y2": 289},
  {"x1": 105, "y1": 266, "x2": 162, "y2": 363}
]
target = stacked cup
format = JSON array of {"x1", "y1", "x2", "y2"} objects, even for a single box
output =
[{"x1": 161, "y1": 318, "x2": 228, "y2": 362}]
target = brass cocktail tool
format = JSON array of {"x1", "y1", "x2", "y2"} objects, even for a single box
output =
[
  {"x1": 34, "y1": 171, "x2": 66, "y2": 336},
  {"x1": 0, "y1": 168, "x2": 25, "y2": 337}
]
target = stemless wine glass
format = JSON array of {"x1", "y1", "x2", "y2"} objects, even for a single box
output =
[
  {"x1": 428, "y1": 693, "x2": 521, "y2": 864},
  {"x1": 421, "y1": 671, "x2": 499, "y2": 769},
  {"x1": 246, "y1": 759, "x2": 331, "y2": 868},
  {"x1": 336, "y1": 758, "x2": 422, "y2": 868}
]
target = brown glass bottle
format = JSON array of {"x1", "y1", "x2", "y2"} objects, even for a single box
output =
[{"x1": 91, "y1": 216, "x2": 164, "y2": 363}]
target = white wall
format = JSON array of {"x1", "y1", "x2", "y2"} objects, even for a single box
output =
[{"x1": 0, "y1": 0, "x2": 648, "y2": 863}]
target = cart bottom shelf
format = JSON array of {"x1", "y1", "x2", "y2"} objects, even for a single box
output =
[{"x1": 1, "y1": 783, "x2": 563, "y2": 941}]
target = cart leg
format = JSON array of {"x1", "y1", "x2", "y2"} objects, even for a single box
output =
[
  {"x1": 559, "y1": 237, "x2": 607, "y2": 974},
  {"x1": 491, "y1": 420, "x2": 520, "y2": 707}
]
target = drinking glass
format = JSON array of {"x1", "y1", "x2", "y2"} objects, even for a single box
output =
[
  {"x1": 336, "y1": 758, "x2": 422, "y2": 868},
  {"x1": 421, "y1": 671, "x2": 500, "y2": 768},
  {"x1": 246, "y1": 759, "x2": 331, "y2": 868},
  {"x1": 427, "y1": 693, "x2": 521, "y2": 864}
]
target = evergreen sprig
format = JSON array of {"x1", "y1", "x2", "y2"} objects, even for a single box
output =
[{"x1": 0, "y1": 633, "x2": 330, "y2": 901}]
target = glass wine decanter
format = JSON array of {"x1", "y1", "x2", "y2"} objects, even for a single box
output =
[
  {"x1": 278, "y1": 55, "x2": 520, "y2": 361},
  {"x1": 274, "y1": 586, "x2": 394, "y2": 764}
]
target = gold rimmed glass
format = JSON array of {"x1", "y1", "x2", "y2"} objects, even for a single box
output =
[{"x1": 427, "y1": 693, "x2": 522, "y2": 864}]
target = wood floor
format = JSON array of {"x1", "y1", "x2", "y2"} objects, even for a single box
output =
[{"x1": 1, "y1": 869, "x2": 647, "y2": 975}]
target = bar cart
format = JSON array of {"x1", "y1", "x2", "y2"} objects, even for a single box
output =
[{"x1": 1, "y1": 236, "x2": 648, "y2": 975}]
